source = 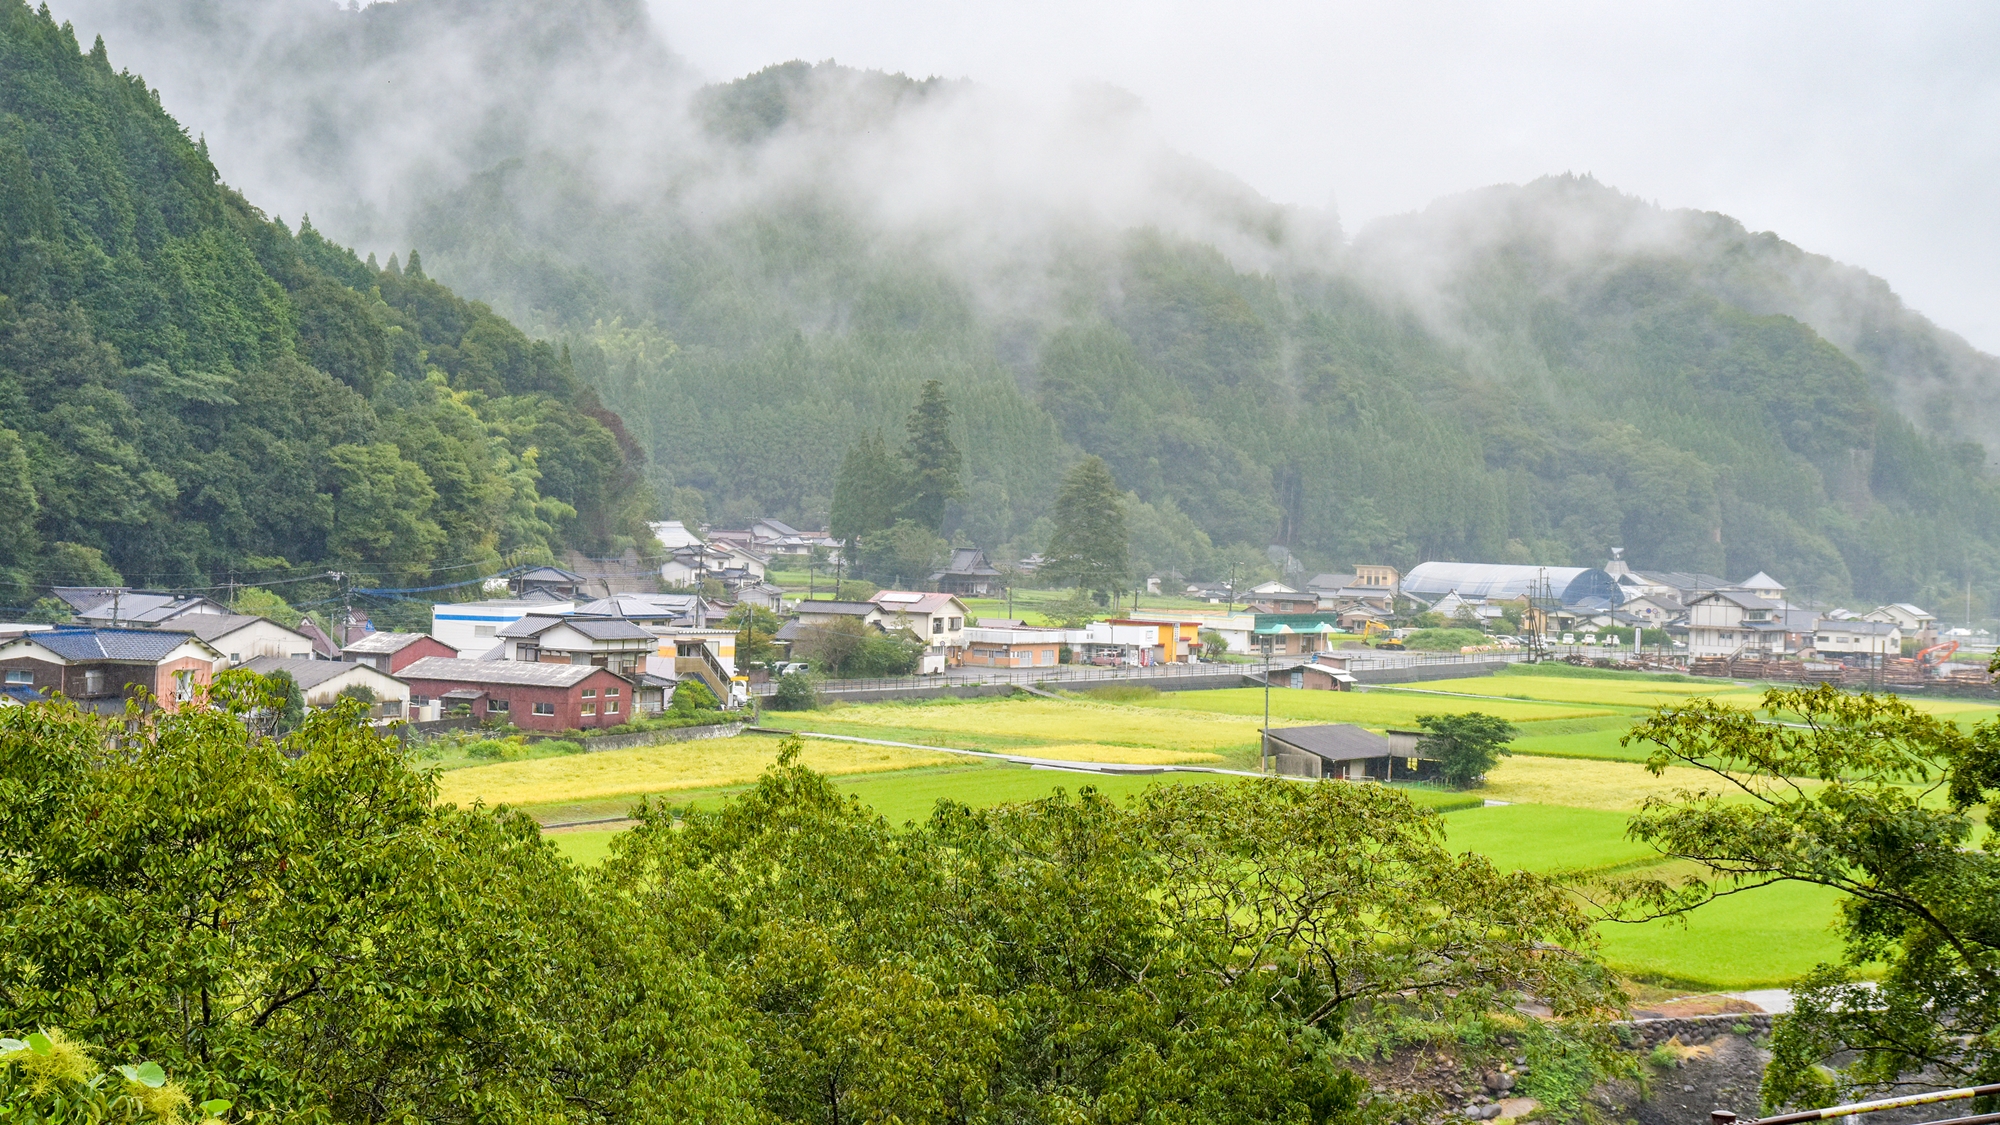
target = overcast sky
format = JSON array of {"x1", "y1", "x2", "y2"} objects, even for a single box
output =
[{"x1": 650, "y1": 0, "x2": 2000, "y2": 353}]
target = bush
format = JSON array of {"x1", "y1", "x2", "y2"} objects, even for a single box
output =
[
  {"x1": 670, "y1": 679, "x2": 719, "y2": 716},
  {"x1": 769, "y1": 671, "x2": 820, "y2": 711}
]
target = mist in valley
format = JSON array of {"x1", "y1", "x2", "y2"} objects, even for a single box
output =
[{"x1": 41, "y1": 0, "x2": 2000, "y2": 609}]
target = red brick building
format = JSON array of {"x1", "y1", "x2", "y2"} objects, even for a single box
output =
[
  {"x1": 396, "y1": 657, "x2": 635, "y2": 732},
  {"x1": 0, "y1": 629, "x2": 225, "y2": 713},
  {"x1": 340, "y1": 631, "x2": 460, "y2": 674}
]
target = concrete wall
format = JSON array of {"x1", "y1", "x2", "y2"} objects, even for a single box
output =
[
  {"x1": 562, "y1": 721, "x2": 746, "y2": 752},
  {"x1": 1349, "y1": 663, "x2": 1502, "y2": 685}
]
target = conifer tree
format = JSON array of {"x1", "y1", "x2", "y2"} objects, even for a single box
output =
[
  {"x1": 899, "y1": 379, "x2": 962, "y2": 532},
  {"x1": 1041, "y1": 456, "x2": 1128, "y2": 598},
  {"x1": 829, "y1": 431, "x2": 905, "y2": 566}
]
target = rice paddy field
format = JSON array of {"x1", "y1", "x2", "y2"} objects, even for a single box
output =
[{"x1": 434, "y1": 662, "x2": 1996, "y2": 992}]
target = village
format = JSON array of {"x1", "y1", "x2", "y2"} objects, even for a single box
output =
[{"x1": 4, "y1": 514, "x2": 1990, "y2": 749}]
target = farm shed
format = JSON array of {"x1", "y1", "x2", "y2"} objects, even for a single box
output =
[{"x1": 1262, "y1": 723, "x2": 1443, "y2": 782}]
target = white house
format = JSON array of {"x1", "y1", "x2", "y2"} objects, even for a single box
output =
[
  {"x1": 1734, "y1": 572, "x2": 1787, "y2": 601},
  {"x1": 1813, "y1": 620, "x2": 1902, "y2": 659},
  {"x1": 495, "y1": 616, "x2": 656, "y2": 674},
  {"x1": 159, "y1": 613, "x2": 319, "y2": 665},
  {"x1": 243, "y1": 656, "x2": 410, "y2": 720},
  {"x1": 1618, "y1": 594, "x2": 1685, "y2": 626},
  {"x1": 1865, "y1": 604, "x2": 1936, "y2": 646},
  {"x1": 1686, "y1": 590, "x2": 1786, "y2": 658},
  {"x1": 870, "y1": 591, "x2": 969, "y2": 672}
]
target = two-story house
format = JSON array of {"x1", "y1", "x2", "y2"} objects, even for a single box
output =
[
  {"x1": 495, "y1": 616, "x2": 656, "y2": 674},
  {"x1": 1685, "y1": 590, "x2": 1784, "y2": 658},
  {"x1": 0, "y1": 628, "x2": 225, "y2": 713},
  {"x1": 870, "y1": 591, "x2": 969, "y2": 673},
  {"x1": 1814, "y1": 620, "x2": 1902, "y2": 660},
  {"x1": 1864, "y1": 603, "x2": 1937, "y2": 647}
]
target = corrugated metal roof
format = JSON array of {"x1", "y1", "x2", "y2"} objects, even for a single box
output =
[
  {"x1": 398, "y1": 657, "x2": 614, "y2": 688},
  {"x1": 1264, "y1": 724, "x2": 1391, "y2": 762},
  {"x1": 1404, "y1": 562, "x2": 1624, "y2": 606},
  {"x1": 341, "y1": 631, "x2": 435, "y2": 654}
]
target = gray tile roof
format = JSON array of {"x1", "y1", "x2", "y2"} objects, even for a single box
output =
[
  {"x1": 497, "y1": 615, "x2": 569, "y2": 638},
  {"x1": 562, "y1": 618, "x2": 656, "y2": 641},
  {"x1": 244, "y1": 656, "x2": 384, "y2": 691},
  {"x1": 158, "y1": 614, "x2": 300, "y2": 644},
  {"x1": 20, "y1": 629, "x2": 211, "y2": 662},
  {"x1": 794, "y1": 601, "x2": 880, "y2": 616},
  {"x1": 1264, "y1": 723, "x2": 1391, "y2": 762},
  {"x1": 397, "y1": 656, "x2": 615, "y2": 688}
]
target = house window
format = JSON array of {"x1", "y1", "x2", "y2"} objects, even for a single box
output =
[
  {"x1": 173, "y1": 670, "x2": 196, "y2": 702},
  {"x1": 949, "y1": 617, "x2": 961, "y2": 630},
  {"x1": 581, "y1": 702, "x2": 596, "y2": 716},
  {"x1": 582, "y1": 688, "x2": 597, "y2": 699},
  {"x1": 3, "y1": 670, "x2": 29, "y2": 685},
  {"x1": 474, "y1": 625, "x2": 496, "y2": 637},
  {"x1": 84, "y1": 670, "x2": 107, "y2": 695},
  {"x1": 487, "y1": 698, "x2": 510, "y2": 714},
  {"x1": 516, "y1": 645, "x2": 539, "y2": 662},
  {"x1": 604, "y1": 700, "x2": 618, "y2": 714},
  {"x1": 932, "y1": 619, "x2": 944, "y2": 635},
  {"x1": 1407, "y1": 757, "x2": 1420, "y2": 771},
  {"x1": 532, "y1": 702, "x2": 556, "y2": 716}
]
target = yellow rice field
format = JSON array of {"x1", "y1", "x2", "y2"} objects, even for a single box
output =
[{"x1": 435, "y1": 733, "x2": 955, "y2": 809}]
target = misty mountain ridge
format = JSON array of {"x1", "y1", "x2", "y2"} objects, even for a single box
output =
[{"x1": 35, "y1": 0, "x2": 2000, "y2": 609}]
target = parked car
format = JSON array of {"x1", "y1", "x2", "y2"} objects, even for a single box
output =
[
  {"x1": 1561, "y1": 633, "x2": 1576, "y2": 644},
  {"x1": 773, "y1": 661, "x2": 812, "y2": 676}
]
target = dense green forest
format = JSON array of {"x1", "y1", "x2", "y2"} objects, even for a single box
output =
[
  {"x1": 0, "y1": 0, "x2": 652, "y2": 612},
  {"x1": 43, "y1": 0, "x2": 2000, "y2": 609}
]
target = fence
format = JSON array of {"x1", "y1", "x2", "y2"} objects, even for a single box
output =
[{"x1": 752, "y1": 651, "x2": 1529, "y2": 697}]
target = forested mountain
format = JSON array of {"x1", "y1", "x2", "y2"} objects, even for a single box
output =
[
  {"x1": 44, "y1": 0, "x2": 2000, "y2": 609},
  {"x1": 0, "y1": 0, "x2": 651, "y2": 608}
]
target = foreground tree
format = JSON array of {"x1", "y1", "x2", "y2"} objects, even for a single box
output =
[
  {"x1": 1041, "y1": 456, "x2": 1128, "y2": 598},
  {"x1": 0, "y1": 676, "x2": 756, "y2": 1123},
  {"x1": 597, "y1": 738, "x2": 1625, "y2": 1123},
  {"x1": 1618, "y1": 684, "x2": 2000, "y2": 1109}
]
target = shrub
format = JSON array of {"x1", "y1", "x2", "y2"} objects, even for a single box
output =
[
  {"x1": 769, "y1": 671, "x2": 820, "y2": 711},
  {"x1": 670, "y1": 679, "x2": 719, "y2": 716}
]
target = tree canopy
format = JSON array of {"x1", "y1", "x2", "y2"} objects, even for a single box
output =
[
  {"x1": 1, "y1": 686, "x2": 1623, "y2": 1124},
  {"x1": 1618, "y1": 684, "x2": 2000, "y2": 1109}
]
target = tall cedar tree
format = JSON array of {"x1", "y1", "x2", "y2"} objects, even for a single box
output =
[
  {"x1": 828, "y1": 431, "x2": 904, "y2": 561},
  {"x1": 1042, "y1": 456, "x2": 1129, "y2": 596},
  {"x1": 898, "y1": 379, "x2": 963, "y2": 532}
]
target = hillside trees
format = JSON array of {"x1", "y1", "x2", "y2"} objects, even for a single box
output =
[
  {"x1": 828, "y1": 381, "x2": 966, "y2": 581},
  {"x1": 1041, "y1": 455, "x2": 1129, "y2": 599},
  {"x1": 0, "y1": 2, "x2": 650, "y2": 607}
]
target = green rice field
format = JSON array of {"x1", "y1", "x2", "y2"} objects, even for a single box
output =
[{"x1": 500, "y1": 662, "x2": 1982, "y2": 991}]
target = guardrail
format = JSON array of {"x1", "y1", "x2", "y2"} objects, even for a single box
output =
[
  {"x1": 1713, "y1": 1083, "x2": 2000, "y2": 1125},
  {"x1": 750, "y1": 651, "x2": 1529, "y2": 696}
]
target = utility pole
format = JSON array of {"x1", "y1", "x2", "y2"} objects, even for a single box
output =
[{"x1": 1262, "y1": 633, "x2": 1273, "y2": 775}]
